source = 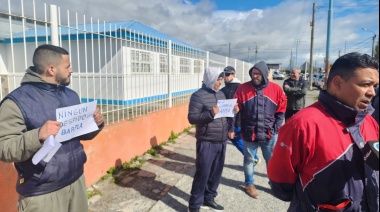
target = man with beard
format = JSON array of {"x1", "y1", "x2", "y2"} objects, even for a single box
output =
[
  {"x1": 268, "y1": 52, "x2": 379, "y2": 211},
  {"x1": 0, "y1": 44, "x2": 104, "y2": 212},
  {"x1": 283, "y1": 68, "x2": 309, "y2": 121},
  {"x1": 221, "y1": 66, "x2": 260, "y2": 165},
  {"x1": 233, "y1": 61, "x2": 287, "y2": 199}
]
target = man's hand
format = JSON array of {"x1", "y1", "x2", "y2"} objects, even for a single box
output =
[
  {"x1": 284, "y1": 84, "x2": 290, "y2": 89},
  {"x1": 39, "y1": 120, "x2": 61, "y2": 141},
  {"x1": 211, "y1": 105, "x2": 219, "y2": 116},
  {"x1": 233, "y1": 103, "x2": 239, "y2": 114},
  {"x1": 93, "y1": 108, "x2": 104, "y2": 126},
  {"x1": 228, "y1": 131, "x2": 235, "y2": 139}
]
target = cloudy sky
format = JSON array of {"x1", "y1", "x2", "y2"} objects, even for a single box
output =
[{"x1": 3, "y1": 0, "x2": 379, "y2": 68}]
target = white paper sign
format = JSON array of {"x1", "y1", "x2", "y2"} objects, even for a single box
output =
[
  {"x1": 214, "y1": 98, "x2": 237, "y2": 119},
  {"x1": 32, "y1": 135, "x2": 56, "y2": 165},
  {"x1": 54, "y1": 101, "x2": 99, "y2": 143},
  {"x1": 42, "y1": 138, "x2": 62, "y2": 163}
]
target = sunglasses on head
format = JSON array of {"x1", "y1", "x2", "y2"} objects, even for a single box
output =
[{"x1": 225, "y1": 73, "x2": 233, "y2": 77}]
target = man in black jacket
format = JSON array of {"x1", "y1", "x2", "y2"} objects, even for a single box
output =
[
  {"x1": 283, "y1": 68, "x2": 309, "y2": 121},
  {"x1": 221, "y1": 66, "x2": 260, "y2": 164},
  {"x1": 187, "y1": 67, "x2": 238, "y2": 212}
]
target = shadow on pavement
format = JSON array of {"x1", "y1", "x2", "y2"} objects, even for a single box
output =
[{"x1": 158, "y1": 185, "x2": 191, "y2": 211}]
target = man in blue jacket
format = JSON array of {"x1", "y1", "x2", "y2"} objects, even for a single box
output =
[
  {"x1": 187, "y1": 67, "x2": 238, "y2": 212},
  {"x1": 234, "y1": 61, "x2": 287, "y2": 199},
  {"x1": 221, "y1": 66, "x2": 260, "y2": 164},
  {"x1": 0, "y1": 44, "x2": 104, "y2": 212}
]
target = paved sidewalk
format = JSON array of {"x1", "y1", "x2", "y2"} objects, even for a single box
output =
[{"x1": 88, "y1": 87, "x2": 320, "y2": 212}]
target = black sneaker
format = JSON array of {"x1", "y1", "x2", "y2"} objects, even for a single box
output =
[
  {"x1": 188, "y1": 207, "x2": 200, "y2": 212},
  {"x1": 201, "y1": 200, "x2": 224, "y2": 211}
]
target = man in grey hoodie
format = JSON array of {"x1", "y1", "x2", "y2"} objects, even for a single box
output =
[
  {"x1": 187, "y1": 67, "x2": 238, "y2": 212},
  {"x1": 221, "y1": 66, "x2": 260, "y2": 164},
  {"x1": 234, "y1": 61, "x2": 287, "y2": 199}
]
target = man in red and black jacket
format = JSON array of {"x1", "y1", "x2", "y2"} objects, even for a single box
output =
[
  {"x1": 268, "y1": 52, "x2": 379, "y2": 211},
  {"x1": 234, "y1": 61, "x2": 287, "y2": 199}
]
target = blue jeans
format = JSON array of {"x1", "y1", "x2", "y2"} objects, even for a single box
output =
[
  {"x1": 231, "y1": 126, "x2": 259, "y2": 161},
  {"x1": 243, "y1": 134, "x2": 278, "y2": 186}
]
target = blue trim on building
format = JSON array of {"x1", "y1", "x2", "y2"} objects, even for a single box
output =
[
  {"x1": 80, "y1": 88, "x2": 198, "y2": 106},
  {"x1": 1, "y1": 20, "x2": 205, "y2": 56}
]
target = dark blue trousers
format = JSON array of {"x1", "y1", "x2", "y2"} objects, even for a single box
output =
[{"x1": 188, "y1": 140, "x2": 226, "y2": 209}]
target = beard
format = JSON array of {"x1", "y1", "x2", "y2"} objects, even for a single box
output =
[
  {"x1": 252, "y1": 78, "x2": 263, "y2": 87},
  {"x1": 56, "y1": 73, "x2": 71, "y2": 86}
]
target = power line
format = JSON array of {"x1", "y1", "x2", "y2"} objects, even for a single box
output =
[{"x1": 317, "y1": 4, "x2": 379, "y2": 8}]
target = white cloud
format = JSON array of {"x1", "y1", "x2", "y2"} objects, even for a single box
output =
[{"x1": 3, "y1": 0, "x2": 378, "y2": 68}]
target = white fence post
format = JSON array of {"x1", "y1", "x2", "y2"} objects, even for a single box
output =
[
  {"x1": 49, "y1": 4, "x2": 59, "y2": 46},
  {"x1": 168, "y1": 40, "x2": 172, "y2": 108},
  {"x1": 1, "y1": 0, "x2": 255, "y2": 124}
]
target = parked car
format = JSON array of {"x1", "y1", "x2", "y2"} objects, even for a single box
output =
[
  {"x1": 272, "y1": 71, "x2": 285, "y2": 80},
  {"x1": 315, "y1": 74, "x2": 326, "y2": 89},
  {"x1": 312, "y1": 73, "x2": 325, "y2": 88},
  {"x1": 300, "y1": 73, "x2": 309, "y2": 80}
]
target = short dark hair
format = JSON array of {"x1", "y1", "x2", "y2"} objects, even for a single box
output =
[
  {"x1": 327, "y1": 52, "x2": 379, "y2": 88},
  {"x1": 32, "y1": 44, "x2": 69, "y2": 74}
]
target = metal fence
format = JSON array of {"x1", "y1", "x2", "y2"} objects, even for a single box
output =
[{"x1": 0, "y1": 0, "x2": 253, "y2": 124}]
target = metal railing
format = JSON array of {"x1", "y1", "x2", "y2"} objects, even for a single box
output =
[{"x1": 0, "y1": 0, "x2": 253, "y2": 124}]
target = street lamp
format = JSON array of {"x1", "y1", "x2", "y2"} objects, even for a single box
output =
[{"x1": 362, "y1": 27, "x2": 377, "y2": 58}]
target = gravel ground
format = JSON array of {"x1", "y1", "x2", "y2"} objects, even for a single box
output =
[
  {"x1": 88, "y1": 130, "x2": 291, "y2": 212},
  {"x1": 88, "y1": 83, "x2": 320, "y2": 212}
]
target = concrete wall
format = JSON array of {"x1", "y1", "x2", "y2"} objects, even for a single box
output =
[{"x1": 0, "y1": 102, "x2": 191, "y2": 212}]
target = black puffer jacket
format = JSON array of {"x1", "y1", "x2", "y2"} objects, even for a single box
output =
[{"x1": 188, "y1": 84, "x2": 233, "y2": 142}]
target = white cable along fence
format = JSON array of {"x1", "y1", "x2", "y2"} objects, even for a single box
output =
[{"x1": 0, "y1": 0, "x2": 253, "y2": 124}]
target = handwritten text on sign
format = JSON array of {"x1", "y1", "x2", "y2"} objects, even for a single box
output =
[
  {"x1": 214, "y1": 98, "x2": 237, "y2": 119},
  {"x1": 55, "y1": 101, "x2": 98, "y2": 142}
]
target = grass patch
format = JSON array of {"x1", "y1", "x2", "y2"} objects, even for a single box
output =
[
  {"x1": 146, "y1": 145, "x2": 163, "y2": 157},
  {"x1": 95, "y1": 126, "x2": 195, "y2": 184},
  {"x1": 87, "y1": 188, "x2": 102, "y2": 199},
  {"x1": 182, "y1": 125, "x2": 193, "y2": 133},
  {"x1": 168, "y1": 130, "x2": 178, "y2": 144}
]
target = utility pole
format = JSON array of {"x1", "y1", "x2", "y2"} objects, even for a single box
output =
[
  {"x1": 324, "y1": 0, "x2": 333, "y2": 90},
  {"x1": 344, "y1": 41, "x2": 347, "y2": 54},
  {"x1": 362, "y1": 28, "x2": 377, "y2": 58},
  {"x1": 309, "y1": 2, "x2": 315, "y2": 90},
  {"x1": 228, "y1": 42, "x2": 231, "y2": 58},
  {"x1": 371, "y1": 34, "x2": 376, "y2": 58},
  {"x1": 255, "y1": 43, "x2": 258, "y2": 64},
  {"x1": 295, "y1": 39, "x2": 300, "y2": 67},
  {"x1": 248, "y1": 47, "x2": 251, "y2": 63},
  {"x1": 315, "y1": 61, "x2": 317, "y2": 71},
  {"x1": 290, "y1": 49, "x2": 293, "y2": 68}
]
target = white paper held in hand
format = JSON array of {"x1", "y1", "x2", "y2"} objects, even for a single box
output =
[
  {"x1": 55, "y1": 101, "x2": 98, "y2": 143},
  {"x1": 32, "y1": 135, "x2": 56, "y2": 165},
  {"x1": 42, "y1": 138, "x2": 62, "y2": 163},
  {"x1": 214, "y1": 98, "x2": 237, "y2": 119}
]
